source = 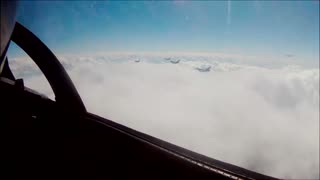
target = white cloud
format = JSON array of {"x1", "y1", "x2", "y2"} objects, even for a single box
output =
[{"x1": 9, "y1": 53, "x2": 319, "y2": 179}]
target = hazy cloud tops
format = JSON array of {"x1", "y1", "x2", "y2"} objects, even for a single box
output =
[{"x1": 9, "y1": 53, "x2": 319, "y2": 179}]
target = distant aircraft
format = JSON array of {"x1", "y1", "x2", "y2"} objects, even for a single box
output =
[
  {"x1": 134, "y1": 59, "x2": 140, "y2": 63},
  {"x1": 170, "y1": 59, "x2": 180, "y2": 64},
  {"x1": 285, "y1": 54, "x2": 294, "y2": 58},
  {"x1": 196, "y1": 65, "x2": 211, "y2": 72}
]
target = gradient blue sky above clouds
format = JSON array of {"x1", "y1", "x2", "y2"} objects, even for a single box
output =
[{"x1": 9, "y1": 1, "x2": 319, "y2": 66}]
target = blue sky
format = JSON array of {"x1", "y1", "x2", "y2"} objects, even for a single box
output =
[{"x1": 9, "y1": 1, "x2": 319, "y2": 65}]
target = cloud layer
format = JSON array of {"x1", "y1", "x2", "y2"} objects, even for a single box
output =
[{"x1": 9, "y1": 53, "x2": 319, "y2": 179}]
